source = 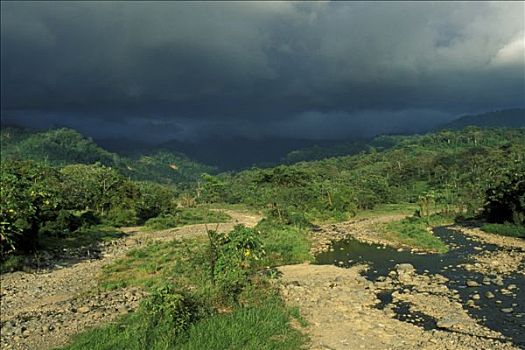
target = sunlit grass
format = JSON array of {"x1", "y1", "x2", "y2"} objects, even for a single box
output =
[{"x1": 381, "y1": 215, "x2": 451, "y2": 253}]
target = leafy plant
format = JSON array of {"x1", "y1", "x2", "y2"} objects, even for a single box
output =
[{"x1": 206, "y1": 225, "x2": 264, "y2": 298}]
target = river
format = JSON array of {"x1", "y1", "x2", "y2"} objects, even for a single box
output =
[{"x1": 315, "y1": 226, "x2": 525, "y2": 347}]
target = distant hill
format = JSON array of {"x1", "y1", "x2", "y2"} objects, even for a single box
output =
[
  {"x1": 440, "y1": 109, "x2": 525, "y2": 130},
  {"x1": 0, "y1": 127, "x2": 215, "y2": 185},
  {"x1": 281, "y1": 109, "x2": 525, "y2": 164}
]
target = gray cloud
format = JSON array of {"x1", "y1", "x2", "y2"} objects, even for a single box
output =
[{"x1": 1, "y1": 1, "x2": 524, "y2": 141}]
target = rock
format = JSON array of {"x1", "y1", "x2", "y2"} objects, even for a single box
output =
[
  {"x1": 501, "y1": 308, "x2": 513, "y2": 313},
  {"x1": 466, "y1": 280, "x2": 479, "y2": 287},
  {"x1": 507, "y1": 284, "x2": 517, "y2": 290},
  {"x1": 395, "y1": 263, "x2": 415, "y2": 274},
  {"x1": 437, "y1": 315, "x2": 462, "y2": 329},
  {"x1": 77, "y1": 306, "x2": 90, "y2": 314},
  {"x1": 493, "y1": 277, "x2": 504, "y2": 286},
  {"x1": 471, "y1": 294, "x2": 480, "y2": 300},
  {"x1": 485, "y1": 291, "x2": 495, "y2": 299}
]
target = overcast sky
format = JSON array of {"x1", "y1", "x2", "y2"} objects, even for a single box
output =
[{"x1": 1, "y1": 1, "x2": 524, "y2": 142}]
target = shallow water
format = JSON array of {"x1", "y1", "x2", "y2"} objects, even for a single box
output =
[{"x1": 315, "y1": 226, "x2": 525, "y2": 346}]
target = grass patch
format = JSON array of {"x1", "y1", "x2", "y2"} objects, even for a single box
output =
[
  {"x1": 144, "y1": 208, "x2": 231, "y2": 230},
  {"x1": 481, "y1": 223, "x2": 525, "y2": 238},
  {"x1": 256, "y1": 219, "x2": 312, "y2": 267},
  {"x1": 178, "y1": 297, "x2": 305, "y2": 350},
  {"x1": 382, "y1": 215, "x2": 451, "y2": 253},
  {"x1": 60, "y1": 289, "x2": 304, "y2": 350},
  {"x1": 61, "y1": 219, "x2": 308, "y2": 350},
  {"x1": 99, "y1": 238, "x2": 214, "y2": 298}
]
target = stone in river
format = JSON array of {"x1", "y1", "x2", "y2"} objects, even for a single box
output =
[{"x1": 466, "y1": 280, "x2": 479, "y2": 287}]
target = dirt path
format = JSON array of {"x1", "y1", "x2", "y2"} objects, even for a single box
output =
[
  {"x1": 0, "y1": 209, "x2": 261, "y2": 350},
  {"x1": 280, "y1": 215, "x2": 521, "y2": 350}
]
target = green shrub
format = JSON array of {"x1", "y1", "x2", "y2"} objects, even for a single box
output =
[
  {"x1": 481, "y1": 223, "x2": 525, "y2": 238},
  {"x1": 104, "y1": 207, "x2": 138, "y2": 227},
  {"x1": 0, "y1": 255, "x2": 25, "y2": 273},
  {"x1": 0, "y1": 160, "x2": 63, "y2": 254},
  {"x1": 39, "y1": 209, "x2": 81, "y2": 236},
  {"x1": 482, "y1": 169, "x2": 525, "y2": 225},
  {"x1": 206, "y1": 225, "x2": 264, "y2": 299},
  {"x1": 141, "y1": 284, "x2": 207, "y2": 340}
]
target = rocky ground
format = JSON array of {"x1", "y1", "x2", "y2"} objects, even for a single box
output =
[
  {"x1": 0, "y1": 210, "x2": 261, "y2": 350},
  {"x1": 453, "y1": 225, "x2": 525, "y2": 277},
  {"x1": 282, "y1": 216, "x2": 524, "y2": 350},
  {"x1": 278, "y1": 263, "x2": 519, "y2": 350}
]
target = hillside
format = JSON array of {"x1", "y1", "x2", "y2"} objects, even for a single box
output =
[
  {"x1": 440, "y1": 109, "x2": 525, "y2": 130},
  {"x1": 218, "y1": 127, "x2": 525, "y2": 223},
  {"x1": 0, "y1": 127, "x2": 215, "y2": 185}
]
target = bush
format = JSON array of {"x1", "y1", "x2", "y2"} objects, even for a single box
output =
[
  {"x1": 39, "y1": 209, "x2": 82, "y2": 236},
  {"x1": 481, "y1": 223, "x2": 525, "y2": 238},
  {"x1": 135, "y1": 182, "x2": 176, "y2": 223},
  {"x1": 482, "y1": 169, "x2": 525, "y2": 225},
  {"x1": 142, "y1": 284, "x2": 206, "y2": 338},
  {"x1": 104, "y1": 207, "x2": 138, "y2": 227},
  {"x1": 207, "y1": 225, "x2": 264, "y2": 299},
  {"x1": 0, "y1": 160, "x2": 63, "y2": 254}
]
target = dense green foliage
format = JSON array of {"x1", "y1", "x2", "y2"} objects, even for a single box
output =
[
  {"x1": 214, "y1": 128, "x2": 525, "y2": 225},
  {"x1": 0, "y1": 160, "x2": 176, "y2": 256},
  {"x1": 1, "y1": 127, "x2": 214, "y2": 185},
  {"x1": 482, "y1": 169, "x2": 524, "y2": 225}
]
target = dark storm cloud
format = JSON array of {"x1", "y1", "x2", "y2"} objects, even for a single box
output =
[{"x1": 1, "y1": 1, "x2": 524, "y2": 140}]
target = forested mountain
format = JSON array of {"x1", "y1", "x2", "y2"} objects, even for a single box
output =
[
  {"x1": 280, "y1": 109, "x2": 525, "y2": 165},
  {"x1": 0, "y1": 127, "x2": 215, "y2": 185},
  {"x1": 440, "y1": 109, "x2": 525, "y2": 130}
]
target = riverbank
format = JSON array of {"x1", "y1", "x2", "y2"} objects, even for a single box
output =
[
  {"x1": 293, "y1": 213, "x2": 525, "y2": 349},
  {"x1": 278, "y1": 263, "x2": 518, "y2": 350}
]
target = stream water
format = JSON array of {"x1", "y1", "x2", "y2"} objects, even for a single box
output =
[{"x1": 315, "y1": 226, "x2": 525, "y2": 347}]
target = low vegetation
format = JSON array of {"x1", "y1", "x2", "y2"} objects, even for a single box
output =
[
  {"x1": 382, "y1": 215, "x2": 451, "y2": 253},
  {"x1": 61, "y1": 222, "x2": 310, "y2": 349},
  {"x1": 481, "y1": 223, "x2": 525, "y2": 238}
]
